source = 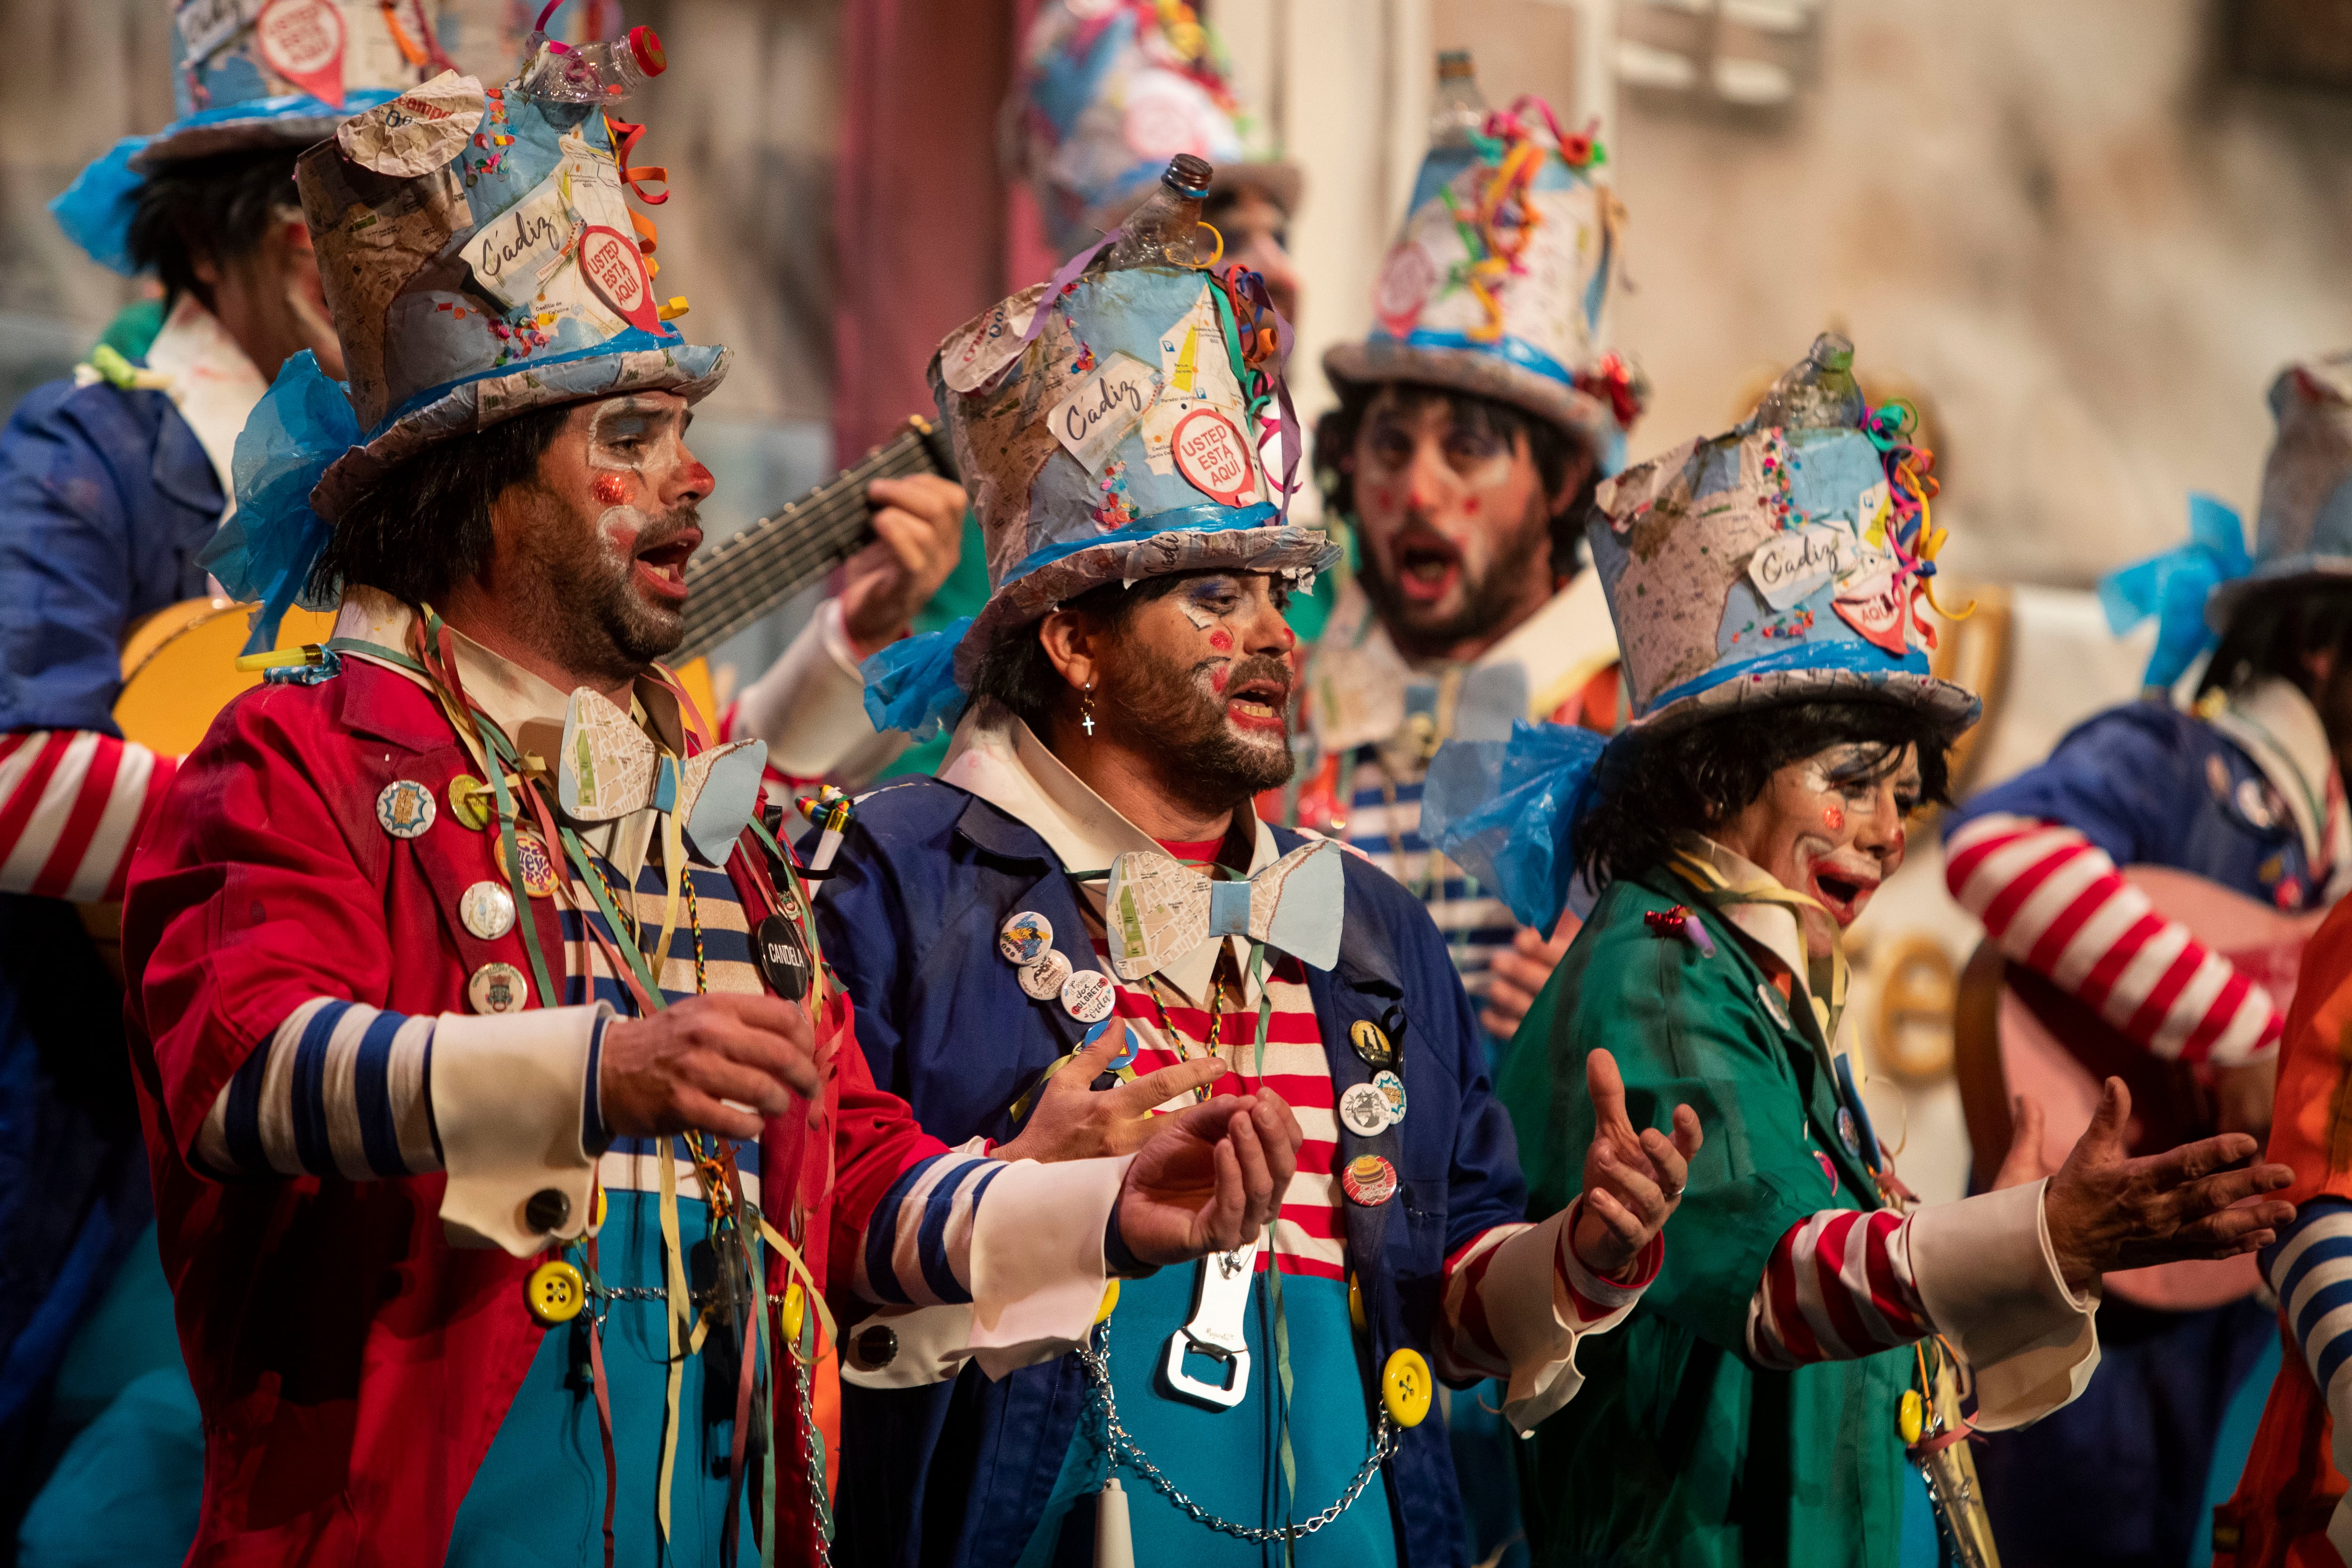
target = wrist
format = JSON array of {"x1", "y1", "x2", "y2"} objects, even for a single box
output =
[
  {"x1": 1103, "y1": 1185, "x2": 1160, "y2": 1279},
  {"x1": 840, "y1": 611, "x2": 908, "y2": 664}
]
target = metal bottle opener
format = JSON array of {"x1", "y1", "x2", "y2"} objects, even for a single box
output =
[{"x1": 1159, "y1": 1239, "x2": 1260, "y2": 1409}]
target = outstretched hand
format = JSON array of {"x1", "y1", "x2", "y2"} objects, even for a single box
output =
[
  {"x1": 1572, "y1": 1049, "x2": 1702, "y2": 1281},
  {"x1": 2043, "y1": 1076, "x2": 2296, "y2": 1294},
  {"x1": 996, "y1": 1021, "x2": 1228, "y2": 1162},
  {"x1": 1991, "y1": 1094, "x2": 2053, "y2": 1190},
  {"x1": 1114, "y1": 1090, "x2": 1304, "y2": 1267}
]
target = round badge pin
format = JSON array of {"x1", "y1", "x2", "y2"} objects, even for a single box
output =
[
  {"x1": 1342, "y1": 1154, "x2": 1398, "y2": 1207},
  {"x1": 376, "y1": 779, "x2": 437, "y2": 840},
  {"x1": 495, "y1": 829, "x2": 562, "y2": 898},
  {"x1": 458, "y1": 879, "x2": 517, "y2": 941},
  {"x1": 1018, "y1": 948, "x2": 1073, "y2": 1001},
  {"x1": 1348, "y1": 1019, "x2": 1397, "y2": 1068},
  {"x1": 1372, "y1": 1069, "x2": 1407, "y2": 1126},
  {"x1": 2236, "y1": 778, "x2": 2278, "y2": 830},
  {"x1": 446, "y1": 774, "x2": 492, "y2": 831},
  {"x1": 1338, "y1": 1082, "x2": 1391, "y2": 1139},
  {"x1": 1060, "y1": 969, "x2": 1117, "y2": 1025},
  {"x1": 755, "y1": 915, "x2": 813, "y2": 1001},
  {"x1": 999, "y1": 911, "x2": 1054, "y2": 966},
  {"x1": 1756, "y1": 982, "x2": 1793, "y2": 1032},
  {"x1": 467, "y1": 961, "x2": 529, "y2": 1015},
  {"x1": 1836, "y1": 1106, "x2": 1862, "y2": 1158}
]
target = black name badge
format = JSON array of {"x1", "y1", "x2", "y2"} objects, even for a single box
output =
[{"x1": 756, "y1": 915, "x2": 812, "y2": 1000}]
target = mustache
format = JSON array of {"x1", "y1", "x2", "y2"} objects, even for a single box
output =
[{"x1": 1208, "y1": 653, "x2": 1294, "y2": 700}]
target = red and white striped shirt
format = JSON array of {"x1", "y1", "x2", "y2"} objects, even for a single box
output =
[
  {"x1": 0, "y1": 729, "x2": 177, "y2": 900},
  {"x1": 1747, "y1": 1206, "x2": 1931, "y2": 1368}
]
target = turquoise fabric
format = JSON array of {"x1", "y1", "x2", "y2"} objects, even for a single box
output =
[
  {"x1": 1017, "y1": 1267, "x2": 1396, "y2": 1567},
  {"x1": 2189, "y1": 1329, "x2": 2282, "y2": 1568},
  {"x1": 17, "y1": 1369, "x2": 203, "y2": 1568},
  {"x1": 446, "y1": 1189, "x2": 758, "y2": 1568},
  {"x1": 48, "y1": 1223, "x2": 181, "y2": 1428}
]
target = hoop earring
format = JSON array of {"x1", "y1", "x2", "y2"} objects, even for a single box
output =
[{"x1": 1081, "y1": 681, "x2": 1097, "y2": 737}]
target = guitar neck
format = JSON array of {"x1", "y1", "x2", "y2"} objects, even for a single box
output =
[{"x1": 675, "y1": 420, "x2": 949, "y2": 663}]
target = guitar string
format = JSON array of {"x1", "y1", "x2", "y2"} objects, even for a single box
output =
[{"x1": 686, "y1": 435, "x2": 930, "y2": 596}]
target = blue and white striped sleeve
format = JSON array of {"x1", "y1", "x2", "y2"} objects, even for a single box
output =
[
  {"x1": 194, "y1": 998, "x2": 614, "y2": 1182},
  {"x1": 855, "y1": 1152, "x2": 1008, "y2": 1306},
  {"x1": 2266, "y1": 1197, "x2": 2352, "y2": 1547}
]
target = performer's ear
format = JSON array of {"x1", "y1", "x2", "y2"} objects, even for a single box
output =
[{"x1": 1035, "y1": 607, "x2": 1103, "y2": 700}]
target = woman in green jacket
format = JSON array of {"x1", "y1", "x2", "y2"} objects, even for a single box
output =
[{"x1": 1429, "y1": 336, "x2": 2299, "y2": 1567}]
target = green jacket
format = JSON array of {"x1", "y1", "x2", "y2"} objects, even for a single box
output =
[{"x1": 1495, "y1": 866, "x2": 1912, "y2": 1568}]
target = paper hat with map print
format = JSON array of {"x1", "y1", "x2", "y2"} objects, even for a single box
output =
[
  {"x1": 1322, "y1": 94, "x2": 1642, "y2": 472},
  {"x1": 2205, "y1": 351, "x2": 2352, "y2": 627},
  {"x1": 49, "y1": 0, "x2": 460, "y2": 274},
  {"x1": 202, "y1": 10, "x2": 724, "y2": 650},
  {"x1": 862, "y1": 158, "x2": 1335, "y2": 740},
  {"x1": 1012, "y1": 0, "x2": 1300, "y2": 258},
  {"x1": 1587, "y1": 333, "x2": 1979, "y2": 736}
]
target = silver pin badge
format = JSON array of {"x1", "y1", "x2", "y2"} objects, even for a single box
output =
[
  {"x1": 1338, "y1": 1082, "x2": 1391, "y2": 1138},
  {"x1": 376, "y1": 780, "x2": 437, "y2": 840},
  {"x1": 1019, "y1": 948, "x2": 1074, "y2": 1000},
  {"x1": 467, "y1": 961, "x2": 529, "y2": 1014},
  {"x1": 459, "y1": 880, "x2": 518, "y2": 941}
]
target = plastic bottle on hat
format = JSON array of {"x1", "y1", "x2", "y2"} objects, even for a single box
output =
[
  {"x1": 1429, "y1": 50, "x2": 1487, "y2": 149},
  {"x1": 1103, "y1": 153, "x2": 1214, "y2": 272},
  {"x1": 1752, "y1": 331, "x2": 1865, "y2": 432}
]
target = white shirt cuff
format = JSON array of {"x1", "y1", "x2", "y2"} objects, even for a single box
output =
[
  {"x1": 1482, "y1": 1202, "x2": 1651, "y2": 1435},
  {"x1": 430, "y1": 1003, "x2": 610, "y2": 1256},
  {"x1": 729, "y1": 599, "x2": 882, "y2": 778},
  {"x1": 1906, "y1": 1178, "x2": 2101, "y2": 1430},
  {"x1": 956, "y1": 1153, "x2": 1132, "y2": 1379}
]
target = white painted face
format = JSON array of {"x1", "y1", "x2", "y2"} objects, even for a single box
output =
[
  {"x1": 1718, "y1": 740, "x2": 1923, "y2": 957},
  {"x1": 581, "y1": 395, "x2": 703, "y2": 608}
]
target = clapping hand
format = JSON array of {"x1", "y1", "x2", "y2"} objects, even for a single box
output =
[
  {"x1": 1114, "y1": 1090, "x2": 1304, "y2": 1267},
  {"x1": 1572, "y1": 1049, "x2": 1703, "y2": 1281},
  {"x1": 995, "y1": 1022, "x2": 1229, "y2": 1163}
]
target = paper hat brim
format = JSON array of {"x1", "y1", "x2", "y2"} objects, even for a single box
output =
[
  {"x1": 130, "y1": 108, "x2": 355, "y2": 172},
  {"x1": 950, "y1": 518, "x2": 1339, "y2": 684},
  {"x1": 1631, "y1": 665, "x2": 1981, "y2": 740},
  {"x1": 2203, "y1": 553, "x2": 2352, "y2": 631},
  {"x1": 310, "y1": 340, "x2": 730, "y2": 522},
  {"x1": 1323, "y1": 336, "x2": 1618, "y2": 457}
]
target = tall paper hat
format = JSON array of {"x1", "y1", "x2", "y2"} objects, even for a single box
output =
[
  {"x1": 862, "y1": 160, "x2": 1335, "y2": 739},
  {"x1": 1588, "y1": 333, "x2": 1977, "y2": 735},
  {"x1": 49, "y1": 0, "x2": 457, "y2": 275},
  {"x1": 2205, "y1": 352, "x2": 2352, "y2": 628},
  {"x1": 204, "y1": 16, "x2": 725, "y2": 650},
  {"x1": 1322, "y1": 95, "x2": 1641, "y2": 470},
  {"x1": 1012, "y1": 0, "x2": 1300, "y2": 259}
]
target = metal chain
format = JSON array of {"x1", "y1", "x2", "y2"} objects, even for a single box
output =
[
  {"x1": 1077, "y1": 1321, "x2": 1395, "y2": 1543},
  {"x1": 789, "y1": 1337, "x2": 834, "y2": 1568}
]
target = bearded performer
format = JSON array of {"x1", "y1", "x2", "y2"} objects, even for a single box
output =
[
  {"x1": 798, "y1": 155, "x2": 1700, "y2": 1568},
  {"x1": 118, "y1": 54, "x2": 1296, "y2": 1568},
  {"x1": 1431, "y1": 335, "x2": 2296, "y2": 1567},
  {"x1": 1, "y1": 1, "x2": 460, "y2": 1546}
]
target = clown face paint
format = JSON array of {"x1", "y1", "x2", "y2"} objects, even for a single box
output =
[
  {"x1": 1089, "y1": 571, "x2": 1298, "y2": 804},
  {"x1": 1716, "y1": 740, "x2": 1922, "y2": 958}
]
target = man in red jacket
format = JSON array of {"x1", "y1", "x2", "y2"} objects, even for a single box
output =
[{"x1": 121, "y1": 57, "x2": 1299, "y2": 1568}]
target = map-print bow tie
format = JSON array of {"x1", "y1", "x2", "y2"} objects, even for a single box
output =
[
  {"x1": 557, "y1": 688, "x2": 770, "y2": 864},
  {"x1": 1104, "y1": 838, "x2": 1346, "y2": 979}
]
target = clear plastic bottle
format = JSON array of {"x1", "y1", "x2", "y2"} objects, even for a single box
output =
[
  {"x1": 1750, "y1": 331, "x2": 1864, "y2": 432},
  {"x1": 1101, "y1": 154, "x2": 1213, "y2": 271},
  {"x1": 1430, "y1": 50, "x2": 1487, "y2": 148}
]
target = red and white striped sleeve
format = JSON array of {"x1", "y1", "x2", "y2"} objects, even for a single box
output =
[
  {"x1": 0, "y1": 729, "x2": 179, "y2": 900},
  {"x1": 1434, "y1": 1199, "x2": 1660, "y2": 1389},
  {"x1": 1945, "y1": 812, "x2": 2281, "y2": 1066},
  {"x1": 1746, "y1": 1208, "x2": 1931, "y2": 1368}
]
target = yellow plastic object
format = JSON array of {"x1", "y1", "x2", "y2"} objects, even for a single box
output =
[
  {"x1": 658, "y1": 296, "x2": 690, "y2": 321},
  {"x1": 1381, "y1": 1348, "x2": 1432, "y2": 1428},
  {"x1": 1347, "y1": 1274, "x2": 1365, "y2": 1333},
  {"x1": 592, "y1": 1185, "x2": 608, "y2": 1232},
  {"x1": 448, "y1": 775, "x2": 493, "y2": 831},
  {"x1": 526, "y1": 1259, "x2": 587, "y2": 1325},
  {"x1": 1096, "y1": 1278, "x2": 1121, "y2": 1324},
  {"x1": 1898, "y1": 1388, "x2": 1925, "y2": 1445},
  {"x1": 114, "y1": 599, "x2": 339, "y2": 755},
  {"x1": 782, "y1": 1280, "x2": 807, "y2": 1343}
]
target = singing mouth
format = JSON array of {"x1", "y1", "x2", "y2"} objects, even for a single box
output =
[
  {"x1": 1225, "y1": 673, "x2": 1291, "y2": 730},
  {"x1": 632, "y1": 526, "x2": 700, "y2": 603},
  {"x1": 1392, "y1": 529, "x2": 1462, "y2": 604},
  {"x1": 1808, "y1": 866, "x2": 1881, "y2": 925}
]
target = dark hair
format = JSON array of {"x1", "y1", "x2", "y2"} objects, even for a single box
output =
[
  {"x1": 310, "y1": 405, "x2": 574, "y2": 606},
  {"x1": 1315, "y1": 378, "x2": 1600, "y2": 572},
  {"x1": 2197, "y1": 582, "x2": 2352, "y2": 700},
  {"x1": 125, "y1": 145, "x2": 305, "y2": 312},
  {"x1": 966, "y1": 572, "x2": 1218, "y2": 733},
  {"x1": 1573, "y1": 699, "x2": 1956, "y2": 887}
]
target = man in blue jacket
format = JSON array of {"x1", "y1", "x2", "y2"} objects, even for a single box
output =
[{"x1": 812, "y1": 158, "x2": 1700, "y2": 1567}]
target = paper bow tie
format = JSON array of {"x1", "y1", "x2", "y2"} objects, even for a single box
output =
[
  {"x1": 557, "y1": 689, "x2": 770, "y2": 865},
  {"x1": 1104, "y1": 838, "x2": 1345, "y2": 980}
]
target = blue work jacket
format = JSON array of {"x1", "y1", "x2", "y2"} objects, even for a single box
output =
[
  {"x1": 811, "y1": 776, "x2": 1532, "y2": 1568},
  {"x1": 0, "y1": 376, "x2": 221, "y2": 1443}
]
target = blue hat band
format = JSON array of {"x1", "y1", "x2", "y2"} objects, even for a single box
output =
[
  {"x1": 997, "y1": 501, "x2": 1280, "y2": 591},
  {"x1": 1641, "y1": 639, "x2": 1930, "y2": 720},
  {"x1": 1363, "y1": 326, "x2": 1576, "y2": 391}
]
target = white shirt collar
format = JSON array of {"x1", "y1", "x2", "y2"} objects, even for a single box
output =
[
  {"x1": 2210, "y1": 676, "x2": 2347, "y2": 875},
  {"x1": 143, "y1": 296, "x2": 268, "y2": 517}
]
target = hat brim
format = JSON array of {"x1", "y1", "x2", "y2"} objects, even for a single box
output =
[
  {"x1": 2204, "y1": 554, "x2": 2352, "y2": 630},
  {"x1": 129, "y1": 113, "x2": 343, "y2": 171},
  {"x1": 311, "y1": 342, "x2": 730, "y2": 521},
  {"x1": 1631, "y1": 667, "x2": 1982, "y2": 741},
  {"x1": 1323, "y1": 338, "x2": 1615, "y2": 454}
]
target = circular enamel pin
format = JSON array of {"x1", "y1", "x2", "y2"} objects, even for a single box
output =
[
  {"x1": 2235, "y1": 778, "x2": 2278, "y2": 830},
  {"x1": 1019, "y1": 948, "x2": 1073, "y2": 1001},
  {"x1": 1338, "y1": 1082, "x2": 1391, "y2": 1139},
  {"x1": 1348, "y1": 1019, "x2": 1397, "y2": 1069},
  {"x1": 458, "y1": 880, "x2": 517, "y2": 941},
  {"x1": 495, "y1": 829, "x2": 562, "y2": 898},
  {"x1": 1756, "y1": 982, "x2": 1793, "y2": 1032},
  {"x1": 376, "y1": 779, "x2": 436, "y2": 839},
  {"x1": 1836, "y1": 1106, "x2": 1862, "y2": 1158},
  {"x1": 1060, "y1": 968, "x2": 1116, "y2": 1025},
  {"x1": 468, "y1": 961, "x2": 529, "y2": 1015},
  {"x1": 1372, "y1": 1069, "x2": 1407, "y2": 1125},
  {"x1": 1342, "y1": 1154, "x2": 1398, "y2": 1208},
  {"x1": 999, "y1": 911, "x2": 1053, "y2": 966},
  {"x1": 755, "y1": 915, "x2": 813, "y2": 1001},
  {"x1": 447, "y1": 774, "x2": 493, "y2": 831}
]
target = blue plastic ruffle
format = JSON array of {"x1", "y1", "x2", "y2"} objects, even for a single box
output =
[
  {"x1": 862, "y1": 618, "x2": 975, "y2": 741},
  {"x1": 2098, "y1": 493, "x2": 2251, "y2": 692},
  {"x1": 48, "y1": 137, "x2": 148, "y2": 275},
  {"x1": 200, "y1": 351, "x2": 360, "y2": 655},
  {"x1": 1422, "y1": 718, "x2": 1612, "y2": 931}
]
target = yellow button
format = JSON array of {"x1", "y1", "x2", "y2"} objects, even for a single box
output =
[
  {"x1": 1382, "y1": 1348, "x2": 1432, "y2": 1428},
  {"x1": 1348, "y1": 1274, "x2": 1365, "y2": 1333},
  {"x1": 1898, "y1": 1388, "x2": 1925, "y2": 1446},
  {"x1": 781, "y1": 1280, "x2": 806, "y2": 1343},
  {"x1": 592, "y1": 1186, "x2": 608, "y2": 1232},
  {"x1": 1096, "y1": 1278, "x2": 1121, "y2": 1324},
  {"x1": 526, "y1": 1259, "x2": 587, "y2": 1325}
]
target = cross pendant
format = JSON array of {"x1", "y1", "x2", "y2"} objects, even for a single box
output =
[{"x1": 1082, "y1": 712, "x2": 1096, "y2": 736}]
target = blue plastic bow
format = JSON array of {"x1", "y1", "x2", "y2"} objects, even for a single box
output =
[
  {"x1": 860, "y1": 617, "x2": 974, "y2": 741},
  {"x1": 1421, "y1": 718, "x2": 1613, "y2": 931},
  {"x1": 198, "y1": 350, "x2": 360, "y2": 655},
  {"x1": 2097, "y1": 493, "x2": 2251, "y2": 692}
]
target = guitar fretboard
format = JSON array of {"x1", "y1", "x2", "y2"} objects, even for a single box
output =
[{"x1": 675, "y1": 424, "x2": 946, "y2": 662}]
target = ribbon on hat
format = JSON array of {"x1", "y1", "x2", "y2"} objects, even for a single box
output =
[
  {"x1": 200, "y1": 350, "x2": 362, "y2": 654},
  {"x1": 860, "y1": 616, "x2": 973, "y2": 740},
  {"x1": 1103, "y1": 838, "x2": 1344, "y2": 979},
  {"x1": 2098, "y1": 493, "x2": 2252, "y2": 694},
  {"x1": 1423, "y1": 718, "x2": 1613, "y2": 931}
]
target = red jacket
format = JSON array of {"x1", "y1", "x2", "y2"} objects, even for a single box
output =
[{"x1": 122, "y1": 656, "x2": 941, "y2": 1566}]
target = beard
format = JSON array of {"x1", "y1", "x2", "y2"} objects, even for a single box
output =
[
  {"x1": 1358, "y1": 491, "x2": 1551, "y2": 658},
  {"x1": 504, "y1": 483, "x2": 694, "y2": 688},
  {"x1": 1098, "y1": 640, "x2": 1296, "y2": 813}
]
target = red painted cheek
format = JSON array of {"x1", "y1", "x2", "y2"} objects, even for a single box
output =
[
  {"x1": 593, "y1": 474, "x2": 631, "y2": 505},
  {"x1": 1889, "y1": 826, "x2": 1906, "y2": 858},
  {"x1": 1369, "y1": 486, "x2": 1397, "y2": 513},
  {"x1": 1208, "y1": 629, "x2": 1233, "y2": 652},
  {"x1": 1822, "y1": 804, "x2": 1845, "y2": 832},
  {"x1": 1210, "y1": 667, "x2": 1230, "y2": 693},
  {"x1": 1463, "y1": 495, "x2": 1480, "y2": 516}
]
